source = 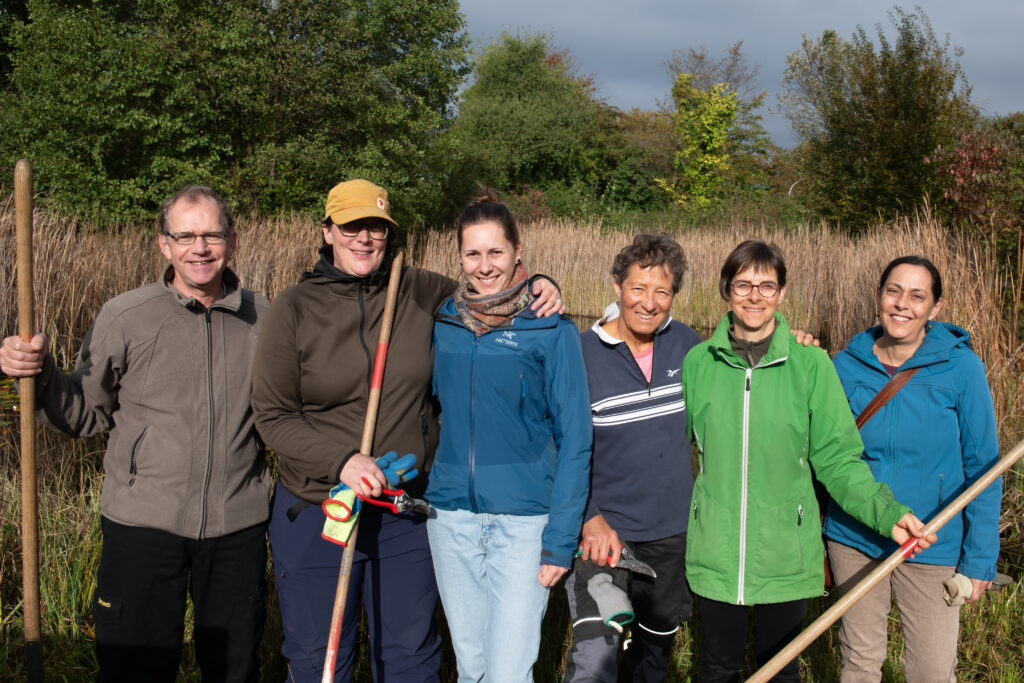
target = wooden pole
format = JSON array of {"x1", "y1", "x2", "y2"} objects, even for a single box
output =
[
  {"x1": 748, "y1": 436, "x2": 1024, "y2": 682},
  {"x1": 15, "y1": 159, "x2": 43, "y2": 682},
  {"x1": 321, "y1": 250, "x2": 405, "y2": 682}
]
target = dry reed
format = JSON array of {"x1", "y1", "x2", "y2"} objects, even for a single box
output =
[{"x1": 2, "y1": 199, "x2": 1023, "y2": 680}]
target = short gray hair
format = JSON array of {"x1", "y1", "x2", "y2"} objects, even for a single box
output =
[{"x1": 158, "y1": 184, "x2": 234, "y2": 235}]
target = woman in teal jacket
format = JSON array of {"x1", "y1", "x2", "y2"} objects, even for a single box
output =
[
  {"x1": 426, "y1": 191, "x2": 591, "y2": 682},
  {"x1": 681, "y1": 240, "x2": 931, "y2": 682},
  {"x1": 823, "y1": 256, "x2": 1001, "y2": 681}
]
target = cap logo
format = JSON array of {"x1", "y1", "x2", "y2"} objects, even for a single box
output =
[{"x1": 377, "y1": 197, "x2": 386, "y2": 210}]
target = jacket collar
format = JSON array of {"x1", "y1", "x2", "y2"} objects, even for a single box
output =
[
  {"x1": 708, "y1": 311, "x2": 791, "y2": 368},
  {"x1": 591, "y1": 301, "x2": 673, "y2": 346},
  {"x1": 846, "y1": 321, "x2": 970, "y2": 371},
  {"x1": 160, "y1": 263, "x2": 242, "y2": 312},
  {"x1": 299, "y1": 245, "x2": 392, "y2": 288},
  {"x1": 437, "y1": 296, "x2": 557, "y2": 330}
]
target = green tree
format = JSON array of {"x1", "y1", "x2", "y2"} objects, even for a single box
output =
[
  {"x1": 0, "y1": 0, "x2": 27, "y2": 87},
  {"x1": 781, "y1": 7, "x2": 974, "y2": 228},
  {"x1": 658, "y1": 73, "x2": 739, "y2": 209},
  {"x1": 449, "y1": 32, "x2": 631, "y2": 215},
  {"x1": 660, "y1": 42, "x2": 772, "y2": 206},
  {"x1": 0, "y1": 0, "x2": 469, "y2": 223}
]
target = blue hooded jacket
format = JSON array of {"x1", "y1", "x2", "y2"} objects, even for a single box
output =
[
  {"x1": 823, "y1": 322, "x2": 1001, "y2": 580},
  {"x1": 427, "y1": 298, "x2": 592, "y2": 568}
]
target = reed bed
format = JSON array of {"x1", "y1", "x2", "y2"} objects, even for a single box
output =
[{"x1": 1, "y1": 202, "x2": 1022, "y2": 680}]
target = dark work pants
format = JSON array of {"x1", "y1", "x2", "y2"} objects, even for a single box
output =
[
  {"x1": 268, "y1": 481, "x2": 440, "y2": 683},
  {"x1": 93, "y1": 516, "x2": 267, "y2": 683},
  {"x1": 696, "y1": 596, "x2": 806, "y2": 683},
  {"x1": 565, "y1": 532, "x2": 692, "y2": 682}
]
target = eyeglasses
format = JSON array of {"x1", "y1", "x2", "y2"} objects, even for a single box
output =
[
  {"x1": 163, "y1": 231, "x2": 230, "y2": 246},
  {"x1": 730, "y1": 280, "x2": 780, "y2": 298},
  {"x1": 335, "y1": 223, "x2": 389, "y2": 240}
]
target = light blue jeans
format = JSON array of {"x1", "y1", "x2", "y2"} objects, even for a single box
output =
[{"x1": 427, "y1": 508, "x2": 551, "y2": 682}]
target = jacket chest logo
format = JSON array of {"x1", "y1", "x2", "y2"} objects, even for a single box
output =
[
  {"x1": 666, "y1": 368, "x2": 680, "y2": 377},
  {"x1": 495, "y1": 331, "x2": 519, "y2": 348}
]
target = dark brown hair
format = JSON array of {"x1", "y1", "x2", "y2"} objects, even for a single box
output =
[
  {"x1": 611, "y1": 234, "x2": 688, "y2": 294},
  {"x1": 718, "y1": 240, "x2": 787, "y2": 300},
  {"x1": 456, "y1": 187, "x2": 520, "y2": 248},
  {"x1": 877, "y1": 255, "x2": 943, "y2": 300}
]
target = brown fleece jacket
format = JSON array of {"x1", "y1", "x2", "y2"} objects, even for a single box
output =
[{"x1": 252, "y1": 258, "x2": 454, "y2": 503}]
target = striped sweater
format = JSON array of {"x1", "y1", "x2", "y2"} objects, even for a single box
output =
[{"x1": 581, "y1": 303, "x2": 703, "y2": 541}]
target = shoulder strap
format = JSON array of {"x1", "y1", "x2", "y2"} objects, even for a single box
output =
[{"x1": 855, "y1": 366, "x2": 921, "y2": 429}]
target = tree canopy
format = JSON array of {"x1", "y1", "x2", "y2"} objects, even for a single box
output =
[
  {"x1": 781, "y1": 7, "x2": 974, "y2": 229},
  {"x1": 658, "y1": 42, "x2": 771, "y2": 210},
  {"x1": 0, "y1": 0, "x2": 470, "y2": 223}
]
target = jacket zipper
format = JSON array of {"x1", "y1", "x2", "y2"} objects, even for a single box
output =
[
  {"x1": 886, "y1": 386, "x2": 897, "y2": 489},
  {"x1": 198, "y1": 308, "x2": 214, "y2": 538},
  {"x1": 468, "y1": 338, "x2": 479, "y2": 512},
  {"x1": 357, "y1": 281, "x2": 373, "y2": 392},
  {"x1": 738, "y1": 367, "x2": 752, "y2": 604}
]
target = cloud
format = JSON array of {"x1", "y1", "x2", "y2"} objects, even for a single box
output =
[{"x1": 459, "y1": 0, "x2": 1024, "y2": 147}]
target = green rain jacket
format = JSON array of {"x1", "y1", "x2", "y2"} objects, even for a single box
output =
[{"x1": 682, "y1": 312, "x2": 910, "y2": 605}]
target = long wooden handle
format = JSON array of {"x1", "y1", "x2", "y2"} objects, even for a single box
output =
[
  {"x1": 322, "y1": 250, "x2": 405, "y2": 682},
  {"x1": 749, "y1": 436, "x2": 1024, "y2": 682},
  {"x1": 16, "y1": 159, "x2": 43, "y2": 682}
]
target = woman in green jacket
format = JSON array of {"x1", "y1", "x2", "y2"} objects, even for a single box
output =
[{"x1": 681, "y1": 240, "x2": 932, "y2": 682}]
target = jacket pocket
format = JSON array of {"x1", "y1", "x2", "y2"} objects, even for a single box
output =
[
  {"x1": 127, "y1": 427, "x2": 149, "y2": 487},
  {"x1": 750, "y1": 501, "x2": 805, "y2": 580},
  {"x1": 685, "y1": 493, "x2": 731, "y2": 575}
]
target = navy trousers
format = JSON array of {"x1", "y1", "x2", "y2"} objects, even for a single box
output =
[{"x1": 269, "y1": 481, "x2": 441, "y2": 682}]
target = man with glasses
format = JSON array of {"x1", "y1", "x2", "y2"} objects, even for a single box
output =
[{"x1": 0, "y1": 184, "x2": 270, "y2": 682}]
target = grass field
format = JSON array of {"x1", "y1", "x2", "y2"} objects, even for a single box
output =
[{"x1": 1, "y1": 202, "x2": 1022, "y2": 680}]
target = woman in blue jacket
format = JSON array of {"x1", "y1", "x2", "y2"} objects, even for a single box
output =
[
  {"x1": 426, "y1": 190, "x2": 592, "y2": 681},
  {"x1": 823, "y1": 255, "x2": 1001, "y2": 681}
]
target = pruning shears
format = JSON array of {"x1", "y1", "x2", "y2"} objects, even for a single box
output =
[
  {"x1": 575, "y1": 543, "x2": 657, "y2": 578},
  {"x1": 356, "y1": 488, "x2": 431, "y2": 515}
]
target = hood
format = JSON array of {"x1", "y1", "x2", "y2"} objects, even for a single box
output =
[
  {"x1": 299, "y1": 244, "x2": 395, "y2": 288},
  {"x1": 844, "y1": 321, "x2": 971, "y2": 371}
]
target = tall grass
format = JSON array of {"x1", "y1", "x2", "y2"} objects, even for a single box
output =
[{"x1": 1, "y1": 202, "x2": 1022, "y2": 681}]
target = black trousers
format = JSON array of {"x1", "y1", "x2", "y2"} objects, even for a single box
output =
[
  {"x1": 93, "y1": 517, "x2": 267, "y2": 683},
  {"x1": 696, "y1": 596, "x2": 806, "y2": 683}
]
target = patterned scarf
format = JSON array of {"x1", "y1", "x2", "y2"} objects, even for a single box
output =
[{"x1": 453, "y1": 263, "x2": 531, "y2": 336}]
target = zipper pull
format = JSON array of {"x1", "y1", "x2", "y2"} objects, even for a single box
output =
[
  {"x1": 797, "y1": 504, "x2": 803, "y2": 526},
  {"x1": 745, "y1": 376, "x2": 751, "y2": 391},
  {"x1": 693, "y1": 501, "x2": 698, "y2": 520}
]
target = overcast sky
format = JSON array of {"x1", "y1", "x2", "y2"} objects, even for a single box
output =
[{"x1": 458, "y1": 1, "x2": 1024, "y2": 148}]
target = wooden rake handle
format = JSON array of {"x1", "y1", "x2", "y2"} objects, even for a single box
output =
[
  {"x1": 321, "y1": 250, "x2": 405, "y2": 682},
  {"x1": 16, "y1": 159, "x2": 44, "y2": 682},
  {"x1": 748, "y1": 436, "x2": 1024, "y2": 682}
]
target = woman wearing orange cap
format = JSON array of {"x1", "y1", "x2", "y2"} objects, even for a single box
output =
[{"x1": 252, "y1": 180, "x2": 563, "y2": 682}]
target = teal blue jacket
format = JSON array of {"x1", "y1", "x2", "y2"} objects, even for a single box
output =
[
  {"x1": 427, "y1": 299, "x2": 592, "y2": 568},
  {"x1": 824, "y1": 322, "x2": 1001, "y2": 580}
]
